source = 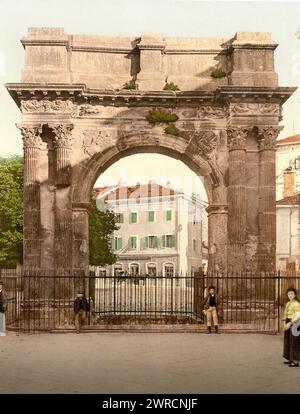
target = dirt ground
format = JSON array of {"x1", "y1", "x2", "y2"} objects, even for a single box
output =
[{"x1": 0, "y1": 332, "x2": 298, "y2": 394}]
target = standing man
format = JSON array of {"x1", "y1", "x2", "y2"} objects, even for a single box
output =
[
  {"x1": 202, "y1": 285, "x2": 219, "y2": 334},
  {"x1": 74, "y1": 292, "x2": 90, "y2": 334},
  {"x1": 0, "y1": 281, "x2": 7, "y2": 337}
]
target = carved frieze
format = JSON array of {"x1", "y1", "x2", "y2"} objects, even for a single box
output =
[
  {"x1": 258, "y1": 126, "x2": 281, "y2": 150},
  {"x1": 198, "y1": 106, "x2": 228, "y2": 119},
  {"x1": 82, "y1": 130, "x2": 113, "y2": 155},
  {"x1": 18, "y1": 126, "x2": 43, "y2": 149},
  {"x1": 21, "y1": 99, "x2": 77, "y2": 116},
  {"x1": 230, "y1": 103, "x2": 280, "y2": 116},
  {"x1": 227, "y1": 127, "x2": 250, "y2": 150},
  {"x1": 79, "y1": 105, "x2": 100, "y2": 116},
  {"x1": 51, "y1": 124, "x2": 74, "y2": 149}
]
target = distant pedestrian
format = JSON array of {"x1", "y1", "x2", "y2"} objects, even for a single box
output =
[
  {"x1": 74, "y1": 292, "x2": 90, "y2": 334},
  {"x1": 283, "y1": 288, "x2": 300, "y2": 367},
  {"x1": 202, "y1": 285, "x2": 219, "y2": 334},
  {"x1": 0, "y1": 280, "x2": 7, "y2": 337}
]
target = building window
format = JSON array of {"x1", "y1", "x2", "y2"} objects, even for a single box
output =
[
  {"x1": 145, "y1": 236, "x2": 158, "y2": 249},
  {"x1": 147, "y1": 263, "x2": 157, "y2": 276},
  {"x1": 112, "y1": 237, "x2": 122, "y2": 250},
  {"x1": 162, "y1": 234, "x2": 176, "y2": 248},
  {"x1": 164, "y1": 263, "x2": 174, "y2": 277},
  {"x1": 130, "y1": 263, "x2": 139, "y2": 276},
  {"x1": 148, "y1": 211, "x2": 155, "y2": 222},
  {"x1": 166, "y1": 210, "x2": 172, "y2": 221},
  {"x1": 116, "y1": 213, "x2": 124, "y2": 224},
  {"x1": 193, "y1": 239, "x2": 196, "y2": 251},
  {"x1": 130, "y1": 212, "x2": 138, "y2": 223},
  {"x1": 129, "y1": 236, "x2": 137, "y2": 249},
  {"x1": 114, "y1": 263, "x2": 123, "y2": 276}
]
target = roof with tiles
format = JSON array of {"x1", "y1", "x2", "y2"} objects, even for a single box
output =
[
  {"x1": 93, "y1": 182, "x2": 178, "y2": 203},
  {"x1": 277, "y1": 134, "x2": 300, "y2": 146}
]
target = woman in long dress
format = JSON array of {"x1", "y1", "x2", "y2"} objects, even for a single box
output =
[{"x1": 283, "y1": 288, "x2": 300, "y2": 367}]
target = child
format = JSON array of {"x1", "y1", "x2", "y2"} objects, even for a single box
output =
[
  {"x1": 202, "y1": 285, "x2": 219, "y2": 333},
  {"x1": 0, "y1": 281, "x2": 7, "y2": 337},
  {"x1": 283, "y1": 288, "x2": 300, "y2": 367}
]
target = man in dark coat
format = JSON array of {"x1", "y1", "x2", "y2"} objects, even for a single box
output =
[
  {"x1": 202, "y1": 285, "x2": 219, "y2": 334},
  {"x1": 74, "y1": 292, "x2": 90, "y2": 333}
]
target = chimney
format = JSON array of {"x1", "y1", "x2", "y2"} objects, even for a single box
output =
[{"x1": 283, "y1": 167, "x2": 295, "y2": 198}]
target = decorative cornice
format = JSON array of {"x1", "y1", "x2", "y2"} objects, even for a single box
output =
[
  {"x1": 227, "y1": 127, "x2": 250, "y2": 151},
  {"x1": 164, "y1": 49, "x2": 227, "y2": 55},
  {"x1": 229, "y1": 43, "x2": 278, "y2": 51},
  {"x1": 6, "y1": 84, "x2": 297, "y2": 110}
]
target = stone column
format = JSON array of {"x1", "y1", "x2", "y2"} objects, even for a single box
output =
[
  {"x1": 52, "y1": 124, "x2": 73, "y2": 186},
  {"x1": 257, "y1": 126, "x2": 279, "y2": 272},
  {"x1": 206, "y1": 204, "x2": 228, "y2": 274},
  {"x1": 50, "y1": 124, "x2": 74, "y2": 270},
  {"x1": 227, "y1": 127, "x2": 250, "y2": 272},
  {"x1": 72, "y1": 203, "x2": 90, "y2": 276},
  {"x1": 18, "y1": 125, "x2": 43, "y2": 269}
]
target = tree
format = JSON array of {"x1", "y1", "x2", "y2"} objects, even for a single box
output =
[
  {"x1": 0, "y1": 156, "x2": 23, "y2": 267},
  {"x1": 88, "y1": 195, "x2": 119, "y2": 266}
]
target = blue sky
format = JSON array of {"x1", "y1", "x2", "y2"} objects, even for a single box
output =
[{"x1": 0, "y1": 0, "x2": 299, "y2": 193}]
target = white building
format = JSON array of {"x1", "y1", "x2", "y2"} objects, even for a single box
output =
[
  {"x1": 277, "y1": 168, "x2": 300, "y2": 274},
  {"x1": 94, "y1": 182, "x2": 206, "y2": 276},
  {"x1": 276, "y1": 134, "x2": 300, "y2": 200}
]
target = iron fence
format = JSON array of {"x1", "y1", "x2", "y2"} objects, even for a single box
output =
[{"x1": 2, "y1": 271, "x2": 300, "y2": 333}]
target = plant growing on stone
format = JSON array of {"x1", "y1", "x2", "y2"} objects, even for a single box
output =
[
  {"x1": 164, "y1": 123, "x2": 182, "y2": 137},
  {"x1": 211, "y1": 68, "x2": 226, "y2": 78},
  {"x1": 146, "y1": 108, "x2": 178, "y2": 124},
  {"x1": 122, "y1": 79, "x2": 138, "y2": 90},
  {"x1": 163, "y1": 82, "x2": 180, "y2": 91}
]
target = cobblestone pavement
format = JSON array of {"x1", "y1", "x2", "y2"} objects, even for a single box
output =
[{"x1": 0, "y1": 332, "x2": 298, "y2": 394}]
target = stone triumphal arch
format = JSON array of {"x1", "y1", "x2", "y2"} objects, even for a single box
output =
[{"x1": 6, "y1": 28, "x2": 296, "y2": 275}]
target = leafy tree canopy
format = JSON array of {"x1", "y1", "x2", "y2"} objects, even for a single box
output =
[{"x1": 0, "y1": 156, "x2": 23, "y2": 267}]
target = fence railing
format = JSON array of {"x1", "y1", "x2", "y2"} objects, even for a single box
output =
[{"x1": 2, "y1": 271, "x2": 300, "y2": 333}]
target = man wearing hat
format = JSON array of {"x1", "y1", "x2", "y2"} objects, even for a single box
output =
[
  {"x1": 73, "y1": 291, "x2": 90, "y2": 333},
  {"x1": 0, "y1": 281, "x2": 7, "y2": 336}
]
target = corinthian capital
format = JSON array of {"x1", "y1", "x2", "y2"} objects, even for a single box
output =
[
  {"x1": 51, "y1": 124, "x2": 74, "y2": 149},
  {"x1": 258, "y1": 126, "x2": 281, "y2": 150},
  {"x1": 17, "y1": 125, "x2": 43, "y2": 149},
  {"x1": 227, "y1": 127, "x2": 250, "y2": 151}
]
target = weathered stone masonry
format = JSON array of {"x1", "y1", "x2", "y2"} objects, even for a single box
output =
[{"x1": 6, "y1": 28, "x2": 296, "y2": 274}]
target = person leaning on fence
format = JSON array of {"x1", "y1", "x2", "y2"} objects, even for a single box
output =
[
  {"x1": 73, "y1": 292, "x2": 90, "y2": 334},
  {"x1": 0, "y1": 281, "x2": 7, "y2": 337},
  {"x1": 282, "y1": 287, "x2": 300, "y2": 367},
  {"x1": 202, "y1": 285, "x2": 219, "y2": 334}
]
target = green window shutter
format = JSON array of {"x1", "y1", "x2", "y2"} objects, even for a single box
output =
[
  {"x1": 120, "y1": 213, "x2": 124, "y2": 223},
  {"x1": 148, "y1": 211, "x2": 155, "y2": 222},
  {"x1": 111, "y1": 238, "x2": 114, "y2": 250},
  {"x1": 166, "y1": 210, "x2": 172, "y2": 221},
  {"x1": 117, "y1": 237, "x2": 122, "y2": 250},
  {"x1": 130, "y1": 236, "x2": 137, "y2": 249},
  {"x1": 145, "y1": 236, "x2": 149, "y2": 249},
  {"x1": 171, "y1": 234, "x2": 176, "y2": 248},
  {"x1": 134, "y1": 236, "x2": 137, "y2": 249},
  {"x1": 162, "y1": 235, "x2": 166, "y2": 248},
  {"x1": 154, "y1": 236, "x2": 158, "y2": 248},
  {"x1": 131, "y1": 212, "x2": 137, "y2": 223}
]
